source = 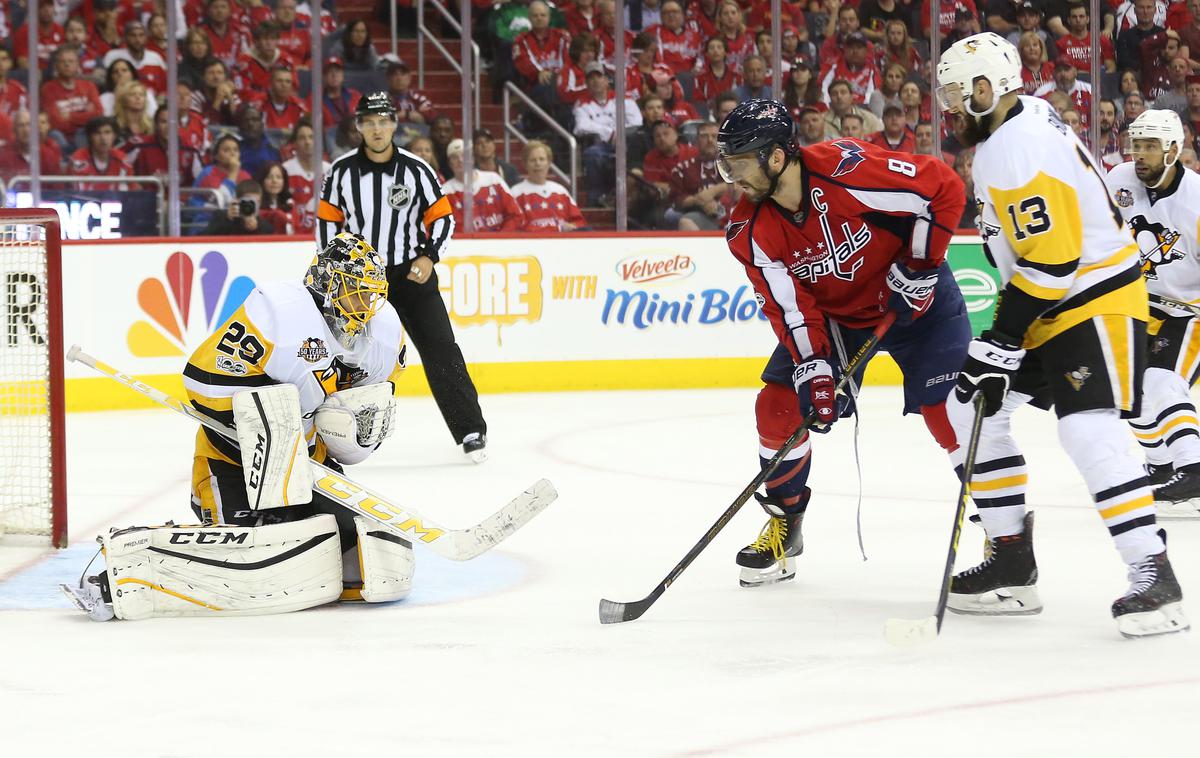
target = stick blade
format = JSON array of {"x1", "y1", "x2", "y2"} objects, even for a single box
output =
[
  {"x1": 449, "y1": 479, "x2": 559, "y2": 560},
  {"x1": 598, "y1": 597, "x2": 648, "y2": 625},
  {"x1": 884, "y1": 615, "x2": 938, "y2": 647}
]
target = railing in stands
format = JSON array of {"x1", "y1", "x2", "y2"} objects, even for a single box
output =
[
  {"x1": 416, "y1": 0, "x2": 481, "y2": 123},
  {"x1": 7, "y1": 175, "x2": 166, "y2": 235},
  {"x1": 502, "y1": 83, "x2": 578, "y2": 199}
]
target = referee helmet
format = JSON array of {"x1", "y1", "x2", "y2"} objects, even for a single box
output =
[{"x1": 356, "y1": 91, "x2": 397, "y2": 121}]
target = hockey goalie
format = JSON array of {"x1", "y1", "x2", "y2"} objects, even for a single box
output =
[{"x1": 67, "y1": 232, "x2": 413, "y2": 620}]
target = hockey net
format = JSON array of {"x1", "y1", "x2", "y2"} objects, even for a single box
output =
[{"x1": 0, "y1": 209, "x2": 66, "y2": 547}]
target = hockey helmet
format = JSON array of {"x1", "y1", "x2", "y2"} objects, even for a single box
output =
[
  {"x1": 935, "y1": 32, "x2": 1022, "y2": 117},
  {"x1": 355, "y1": 91, "x2": 397, "y2": 122},
  {"x1": 1129, "y1": 110, "x2": 1184, "y2": 155},
  {"x1": 306, "y1": 232, "x2": 389, "y2": 345},
  {"x1": 716, "y1": 99, "x2": 798, "y2": 183}
]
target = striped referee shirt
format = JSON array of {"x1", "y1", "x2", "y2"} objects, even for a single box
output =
[{"x1": 317, "y1": 146, "x2": 455, "y2": 266}]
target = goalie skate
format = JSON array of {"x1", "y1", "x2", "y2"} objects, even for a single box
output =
[{"x1": 60, "y1": 574, "x2": 115, "y2": 622}]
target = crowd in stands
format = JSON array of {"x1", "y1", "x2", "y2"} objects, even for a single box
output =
[{"x1": 0, "y1": 0, "x2": 1198, "y2": 235}]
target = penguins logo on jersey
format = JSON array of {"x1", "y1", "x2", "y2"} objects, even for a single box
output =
[
  {"x1": 1065, "y1": 367, "x2": 1092, "y2": 391},
  {"x1": 313, "y1": 357, "x2": 369, "y2": 396},
  {"x1": 1129, "y1": 215, "x2": 1184, "y2": 279},
  {"x1": 389, "y1": 184, "x2": 412, "y2": 209},
  {"x1": 297, "y1": 337, "x2": 329, "y2": 364},
  {"x1": 1115, "y1": 188, "x2": 1134, "y2": 208}
]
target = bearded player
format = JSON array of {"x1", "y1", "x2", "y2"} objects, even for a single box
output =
[
  {"x1": 718, "y1": 99, "x2": 970, "y2": 588},
  {"x1": 937, "y1": 33, "x2": 1186, "y2": 638},
  {"x1": 68, "y1": 233, "x2": 413, "y2": 621}
]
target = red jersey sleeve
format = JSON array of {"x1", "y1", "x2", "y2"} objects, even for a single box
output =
[
  {"x1": 803, "y1": 139, "x2": 965, "y2": 270},
  {"x1": 498, "y1": 187, "x2": 527, "y2": 232},
  {"x1": 726, "y1": 199, "x2": 830, "y2": 364}
]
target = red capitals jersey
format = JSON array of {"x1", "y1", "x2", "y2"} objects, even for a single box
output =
[
  {"x1": 1021, "y1": 62, "x2": 1055, "y2": 95},
  {"x1": 1056, "y1": 32, "x2": 1115, "y2": 72},
  {"x1": 513, "y1": 28, "x2": 571, "y2": 81},
  {"x1": 564, "y1": 6, "x2": 598, "y2": 37},
  {"x1": 0, "y1": 79, "x2": 27, "y2": 120},
  {"x1": 257, "y1": 95, "x2": 309, "y2": 131},
  {"x1": 443, "y1": 171, "x2": 526, "y2": 232},
  {"x1": 692, "y1": 64, "x2": 740, "y2": 106},
  {"x1": 278, "y1": 24, "x2": 312, "y2": 66},
  {"x1": 510, "y1": 179, "x2": 586, "y2": 232},
  {"x1": 647, "y1": 24, "x2": 704, "y2": 75},
  {"x1": 726, "y1": 139, "x2": 964, "y2": 363},
  {"x1": 66, "y1": 146, "x2": 136, "y2": 191}
]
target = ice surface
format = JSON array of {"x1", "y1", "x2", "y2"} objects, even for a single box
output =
[{"x1": 2, "y1": 387, "x2": 1197, "y2": 757}]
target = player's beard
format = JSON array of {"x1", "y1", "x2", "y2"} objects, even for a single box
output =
[
  {"x1": 952, "y1": 108, "x2": 994, "y2": 148},
  {"x1": 1135, "y1": 160, "x2": 1166, "y2": 186},
  {"x1": 738, "y1": 167, "x2": 775, "y2": 204}
]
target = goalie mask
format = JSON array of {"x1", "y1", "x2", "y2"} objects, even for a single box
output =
[{"x1": 306, "y1": 232, "x2": 388, "y2": 347}]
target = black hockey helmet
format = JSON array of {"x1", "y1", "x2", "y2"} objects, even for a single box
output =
[
  {"x1": 716, "y1": 98, "x2": 798, "y2": 183},
  {"x1": 355, "y1": 90, "x2": 397, "y2": 121}
]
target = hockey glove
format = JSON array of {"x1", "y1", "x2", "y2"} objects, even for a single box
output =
[
  {"x1": 885, "y1": 262, "x2": 938, "y2": 320},
  {"x1": 794, "y1": 357, "x2": 841, "y2": 433},
  {"x1": 954, "y1": 330, "x2": 1026, "y2": 417}
]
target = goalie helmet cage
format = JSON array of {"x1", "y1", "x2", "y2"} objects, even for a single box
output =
[{"x1": 0, "y1": 208, "x2": 67, "y2": 548}]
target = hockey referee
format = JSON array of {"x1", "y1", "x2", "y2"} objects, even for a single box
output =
[{"x1": 317, "y1": 91, "x2": 488, "y2": 461}]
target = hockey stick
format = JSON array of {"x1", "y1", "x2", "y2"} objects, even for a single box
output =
[
  {"x1": 67, "y1": 346, "x2": 557, "y2": 561},
  {"x1": 883, "y1": 393, "x2": 985, "y2": 646},
  {"x1": 1149, "y1": 293, "x2": 1200, "y2": 317},
  {"x1": 598, "y1": 311, "x2": 898, "y2": 624}
]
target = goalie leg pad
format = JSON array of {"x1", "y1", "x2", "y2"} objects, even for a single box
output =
[
  {"x1": 352, "y1": 516, "x2": 414, "y2": 602},
  {"x1": 232, "y1": 384, "x2": 313, "y2": 509},
  {"x1": 102, "y1": 515, "x2": 343, "y2": 620}
]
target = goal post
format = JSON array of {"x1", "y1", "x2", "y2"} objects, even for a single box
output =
[{"x1": 0, "y1": 208, "x2": 67, "y2": 548}]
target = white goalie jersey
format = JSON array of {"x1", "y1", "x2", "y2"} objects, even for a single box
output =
[
  {"x1": 1106, "y1": 161, "x2": 1200, "y2": 317},
  {"x1": 972, "y1": 96, "x2": 1143, "y2": 348}
]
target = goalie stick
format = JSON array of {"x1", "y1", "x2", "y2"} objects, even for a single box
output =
[
  {"x1": 67, "y1": 346, "x2": 556, "y2": 561},
  {"x1": 598, "y1": 311, "x2": 898, "y2": 625},
  {"x1": 884, "y1": 393, "x2": 985, "y2": 646}
]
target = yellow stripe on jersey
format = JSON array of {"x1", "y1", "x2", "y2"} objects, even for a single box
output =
[
  {"x1": 183, "y1": 305, "x2": 276, "y2": 401},
  {"x1": 990, "y1": 172, "x2": 1085, "y2": 301},
  {"x1": 1025, "y1": 277, "x2": 1148, "y2": 349}
]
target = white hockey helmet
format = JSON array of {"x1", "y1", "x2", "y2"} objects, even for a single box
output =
[
  {"x1": 1129, "y1": 109, "x2": 1184, "y2": 155},
  {"x1": 935, "y1": 32, "x2": 1022, "y2": 117}
]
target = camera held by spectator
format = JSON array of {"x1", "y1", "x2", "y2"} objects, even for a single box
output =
[{"x1": 206, "y1": 179, "x2": 277, "y2": 235}]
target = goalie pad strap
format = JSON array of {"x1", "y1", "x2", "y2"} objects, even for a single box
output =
[
  {"x1": 353, "y1": 515, "x2": 413, "y2": 603},
  {"x1": 104, "y1": 515, "x2": 343, "y2": 620},
  {"x1": 233, "y1": 384, "x2": 313, "y2": 509}
]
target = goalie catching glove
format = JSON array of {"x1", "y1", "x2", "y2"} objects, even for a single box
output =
[{"x1": 315, "y1": 383, "x2": 397, "y2": 465}]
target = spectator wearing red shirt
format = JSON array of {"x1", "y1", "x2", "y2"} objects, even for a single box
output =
[
  {"x1": 256, "y1": 67, "x2": 309, "y2": 132},
  {"x1": 687, "y1": 0, "x2": 719, "y2": 37},
  {"x1": 820, "y1": 4, "x2": 874, "y2": 67},
  {"x1": 819, "y1": 32, "x2": 881, "y2": 106},
  {"x1": 649, "y1": 72, "x2": 699, "y2": 125},
  {"x1": 273, "y1": 0, "x2": 312, "y2": 67},
  {"x1": 648, "y1": 1, "x2": 703, "y2": 76},
  {"x1": 102, "y1": 19, "x2": 168, "y2": 95},
  {"x1": 255, "y1": 160, "x2": 297, "y2": 235},
  {"x1": 43, "y1": 46, "x2": 103, "y2": 145},
  {"x1": 383, "y1": 59, "x2": 436, "y2": 128},
  {"x1": 234, "y1": 21, "x2": 292, "y2": 93},
  {"x1": 126, "y1": 107, "x2": 203, "y2": 188},
  {"x1": 630, "y1": 118, "x2": 694, "y2": 227},
  {"x1": 231, "y1": 0, "x2": 275, "y2": 32},
  {"x1": 513, "y1": 1, "x2": 572, "y2": 91},
  {"x1": 626, "y1": 33, "x2": 670, "y2": 100},
  {"x1": 867, "y1": 105, "x2": 918, "y2": 152},
  {"x1": 1056, "y1": 3, "x2": 1117, "y2": 73},
  {"x1": 322, "y1": 57, "x2": 362, "y2": 128},
  {"x1": 175, "y1": 80, "x2": 212, "y2": 156},
  {"x1": 510, "y1": 140, "x2": 586, "y2": 232},
  {"x1": 87, "y1": 0, "x2": 123, "y2": 62},
  {"x1": 0, "y1": 49, "x2": 28, "y2": 123},
  {"x1": 667, "y1": 121, "x2": 732, "y2": 231},
  {"x1": 596, "y1": 0, "x2": 637, "y2": 70},
  {"x1": 1034, "y1": 59, "x2": 1094, "y2": 129},
  {"x1": 200, "y1": 0, "x2": 249, "y2": 68},
  {"x1": 67, "y1": 116, "x2": 135, "y2": 191},
  {"x1": 199, "y1": 59, "x2": 242, "y2": 126},
  {"x1": 692, "y1": 37, "x2": 740, "y2": 111},
  {"x1": 281, "y1": 119, "x2": 330, "y2": 233},
  {"x1": 442, "y1": 138, "x2": 526, "y2": 233},
  {"x1": 748, "y1": 0, "x2": 807, "y2": 36},
  {"x1": 1017, "y1": 31, "x2": 1056, "y2": 95},
  {"x1": 145, "y1": 13, "x2": 169, "y2": 58},
  {"x1": 0, "y1": 110, "x2": 63, "y2": 181},
  {"x1": 920, "y1": 0, "x2": 980, "y2": 39},
  {"x1": 62, "y1": 16, "x2": 102, "y2": 81},
  {"x1": 875, "y1": 18, "x2": 922, "y2": 74},
  {"x1": 714, "y1": 0, "x2": 755, "y2": 69},
  {"x1": 1140, "y1": 29, "x2": 1183, "y2": 98},
  {"x1": 558, "y1": 34, "x2": 600, "y2": 106},
  {"x1": 565, "y1": 0, "x2": 600, "y2": 38},
  {"x1": 14, "y1": 0, "x2": 66, "y2": 71}
]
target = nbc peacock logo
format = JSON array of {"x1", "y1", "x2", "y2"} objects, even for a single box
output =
[{"x1": 127, "y1": 251, "x2": 256, "y2": 357}]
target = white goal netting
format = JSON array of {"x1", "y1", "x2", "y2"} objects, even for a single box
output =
[{"x1": 0, "y1": 219, "x2": 60, "y2": 542}]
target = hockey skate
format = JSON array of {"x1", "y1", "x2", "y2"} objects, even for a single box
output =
[
  {"x1": 60, "y1": 573, "x2": 115, "y2": 622},
  {"x1": 947, "y1": 512, "x2": 1043, "y2": 615},
  {"x1": 1113, "y1": 533, "x2": 1189, "y2": 639},
  {"x1": 1145, "y1": 462, "x2": 1175, "y2": 487},
  {"x1": 462, "y1": 433, "x2": 488, "y2": 464},
  {"x1": 1152, "y1": 464, "x2": 1200, "y2": 520},
  {"x1": 736, "y1": 493, "x2": 805, "y2": 588}
]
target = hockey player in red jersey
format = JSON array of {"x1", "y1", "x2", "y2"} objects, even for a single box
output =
[{"x1": 719, "y1": 99, "x2": 971, "y2": 586}]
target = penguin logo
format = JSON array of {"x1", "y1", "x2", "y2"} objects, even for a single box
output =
[
  {"x1": 1115, "y1": 188, "x2": 1134, "y2": 208},
  {"x1": 1129, "y1": 215, "x2": 1184, "y2": 279},
  {"x1": 1065, "y1": 366, "x2": 1091, "y2": 391}
]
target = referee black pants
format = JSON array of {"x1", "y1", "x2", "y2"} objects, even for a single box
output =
[{"x1": 386, "y1": 265, "x2": 486, "y2": 443}]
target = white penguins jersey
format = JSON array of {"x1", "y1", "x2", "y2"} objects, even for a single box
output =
[
  {"x1": 973, "y1": 96, "x2": 1144, "y2": 348},
  {"x1": 183, "y1": 280, "x2": 405, "y2": 466},
  {"x1": 1106, "y1": 161, "x2": 1200, "y2": 317}
]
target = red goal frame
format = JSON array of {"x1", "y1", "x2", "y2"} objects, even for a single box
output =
[{"x1": 0, "y1": 209, "x2": 67, "y2": 547}]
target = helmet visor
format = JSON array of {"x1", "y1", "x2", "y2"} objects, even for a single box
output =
[
  {"x1": 715, "y1": 147, "x2": 761, "y2": 184},
  {"x1": 935, "y1": 82, "x2": 966, "y2": 112}
]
